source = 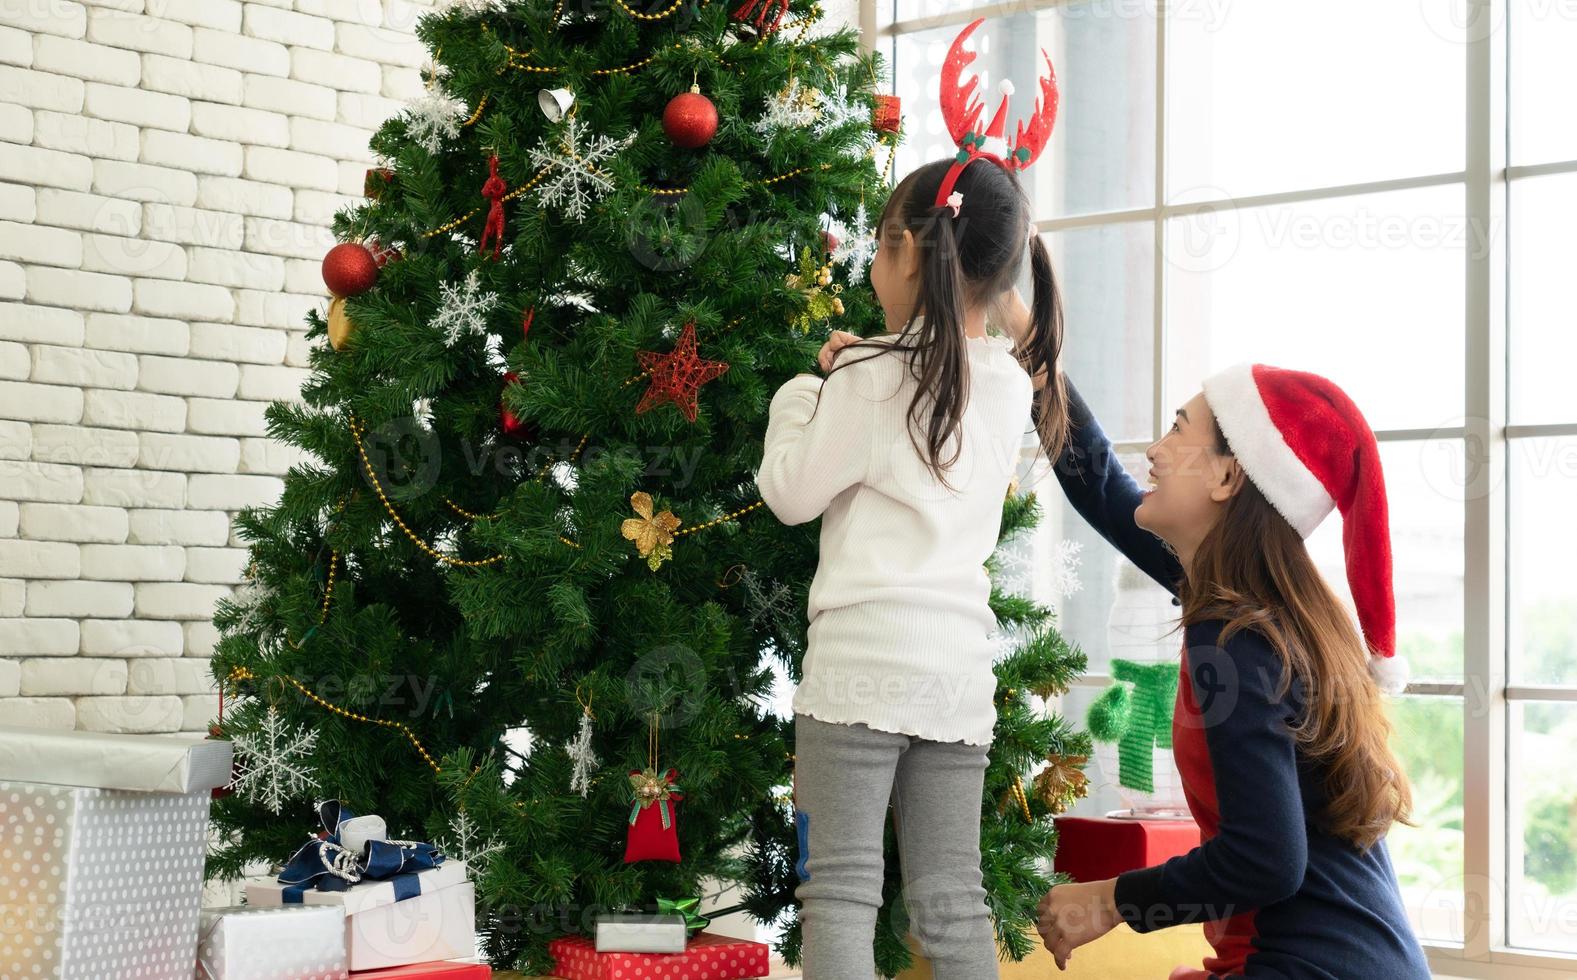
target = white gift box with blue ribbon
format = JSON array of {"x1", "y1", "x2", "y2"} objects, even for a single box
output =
[{"x1": 242, "y1": 801, "x2": 475, "y2": 971}]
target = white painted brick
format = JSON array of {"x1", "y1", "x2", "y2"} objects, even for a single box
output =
[
  {"x1": 185, "y1": 397, "x2": 267, "y2": 436},
  {"x1": 236, "y1": 363, "x2": 307, "y2": 402},
  {"x1": 34, "y1": 35, "x2": 140, "y2": 85},
  {"x1": 0, "y1": 101, "x2": 30, "y2": 143},
  {"x1": 78, "y1": 0, "x2": 146, "y2": 10},
  {"x1": 238, "y1": 436, "x2": 305, "y2": 475},
  {"x1": 30, "y1": 343, "x2": 137, "y2": 387},
  {"x1": 234, "y1": 290, "x2": 316, "y2": 329},
  {"x1": 127, "y1": 508, "x2": 228, "y2": 546},
  {"x1": 295, "y1": 0, "x2": 380, "y2": 26},
  {"x1": 143, "y1": 0, "x2": 241, "y2": 32},
  {"x1": 380, "y1": 65, "x2": 422, "y2": 101},
  {"x1": 82, "y1": 465, "x2": 185, "y2": 507},
  {"x1": 30, "y1": 423, "x2": 139, "y2": 468},
  {"x1": 85, "y1": 8, "x2": 193, "y2": 57},
  {"x1": 127, "y1": 656, "x2": 214, "y2": 694},
  {"x1": 26, "y1": 580, "x2": 133, "y2": 617},
  {"x1": 141, "y1": 129, "x2": 243, "y2": 177},
  {"x1": 31, "y1": 110, "x2": 139, "y2": 162},
  {"x1": 381, "y1": 0, "x2": 426, "y2": 33},
  {"x1": 0, "y1": 416, "x2": 24, "y2": 454},
  {"x1": 243, "y1": 5, "x2": 332, "y2": 49},
  {"x1": 0, "y1": 618, "x2": 78, "y2": 655},
  {"x1": 183, "y1": 545, "x2": 245, "y2": 583},
  {"x1": 0, "y1": 381, "x2": 82, "y2": 423},
  {"x1": 0, "y1": 65, "x2": 82, "y2": 111},
  {"x1": 291, "y1": 191, "x2": 351, "y2": 230},
  {"x1": 182, "y1": 618, "x2": 218, "y2": 657},
  {"x1": 336, "y1": 90, "x2": 400, "y2": 130},
  {"x1": 338, "y1": 23, "x2": 423, "y2": 68},
  {"x1": 25, "y1": 268, "x2": 133, "y2": 313},
  {"x1": 0, "y1": 184, "x2": 35, "y2": 222},
  {"x1": 138, "y1": 52, "x2": 242, "y2": 103},
  {"x1": 81, "y1": 233, "x2": 186, "y2": 282},
  {"x1": 133, "y1": 580, "x2": 228, "y2": 619},
  {"x1": 281, "y1": 259, "x2": 326, "y2": 296},
  {"x1": 0, "y1": 658, "x2": 15, "y2": 697},
  {"x1": 20, "y1": 658, "x2": 127, "y2": 696},
  {"x1": 81, "y1": 617, "x2": 184, "y2": 655},
  {"x1": 19, "y1": 503, "x2": 129, "y2": 543},
  {"x1": 92, "y1": 159, "x2": 197, "y2": 205},
  {"x1": 0, "y1": 697, "x2": 74, "y2": 726},
  {"x1": 186, "y1": 473, "x2": 280, "y2": 510},
  {"x1": 242, "y1": 216, "x2": 333, "y2": 259},
  {"x1": 0, "y1": 302, "x2": 84, "y2": 345},
  {"x1": 242, "y1": 73, "x2": 335, "y2": 123},
  {"x1": 138, "y1": 354, "x2": 237, "y2": 398},
  {"x1": 0, "y1": 460, "x2": 84, "y2": 503},
  {"x1": 0, "y1": 579, "x2": 19, "y2": 616},
  {"x1": 335, "y1": 159, "x2": 368, "y2": 197},
  {"x1": 187, "y1": 321, "x2": 284, "y2": 364},
  {"x1": 142, "y1": 202, "x2": 242, "y2": 249},
  {"x1": 190, "y1": 25, "x2": 287, "y2": 77},
  {"x1": 0, "y1": 143, "x2": 91, "y2": 190},
  {"x1": 79, "y1": 543, "x2": 184, "y2": 580},
  {"x1": 180, "y1": 693, "x2": 216, "y2": 731},
  {"x1": 85, "y1": 312, "x2": 188, "y2": 355},
  {"x1": 0, "y1": 261, "x2": 21, "y2": 301},
  {"x1": 188, "y1": 101, "x2": 288, "y2": 150},
  {"x1": 0, "y1": 2, "x2": 87, "y2": 39},
  {"x1": 83, "y1": 81, "x2": 190, "y2": 131},
  {"x1": 132, "y1": 277, "x2": 233, "y2": 320},
  {"x1": 76, "y1": 695, "x2": 182, "y2": 732},
  {"x1": 290, "y1": 47, "x2": 379, "y2": 95},
  {"x1": 137, "y1": 431, "x2": 239, "y2": 473},
  {"x1": 34, "y1": 188, "x2": 141, "y2": 235},
  {"x1": 287, "y1": 115, "x2": 373, "y2": 163},
  {"x1": 0, "y1": 24, "x2": 30, "y2": 67},
  {"x1": 194, "y1": 174, "x2": 292, "y2": 218},
  {"x1": 282, "y1": 330, "x2": 309, "y2": 367},
  {"x1": 81, "y1": 388, "x2": 186, "y2": 431},
  {"x1": 186, "y1": 246, "x2": 284, "y2": 290},
  {"x1": 0, "y1": 539, "x2": 78, "y2": 579},
  {"x1": 0, "y1": 221, "x2": 82, "y2": 267}
]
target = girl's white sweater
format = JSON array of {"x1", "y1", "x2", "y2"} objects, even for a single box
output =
[{"x1": 756, "y1": 329, "x2": 1033, "y2": 745}]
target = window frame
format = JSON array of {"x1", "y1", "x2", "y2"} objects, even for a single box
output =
[{"x1": 861, "y1": 0, "x2": 1577, "y2": 975}]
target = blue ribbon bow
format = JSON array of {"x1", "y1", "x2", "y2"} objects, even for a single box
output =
[{"x1": 276, "y1": 800, "x2": 444, "y2": 904}]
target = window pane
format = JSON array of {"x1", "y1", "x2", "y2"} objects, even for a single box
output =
[
  {"x1": 1388, "y1": 695, "x2": 1465, "y2": 945},
  {"x1": 891, "y1": 1, "x2": 1157, "y2": 218},
  {"x1": 1511, "y1": 0, "x2": 1577, "y2": 165},
  {"x1": 1164, "y1": 184, "x2": 1466, "y2": 432},
  {"x1": 1045, "y1": 223, "x2": 1155, "y2": 441},
  {"x1": 1168, "y1": 2, "x2": 1465, "y2": 202},
  {"x1": 1509, "y1": 173, "x2": 1577, "y2": 425},
  {"x1": 1510, "y1": 437, "x2": 1577, "y2": 686},
  {"x1": 1305, "y1": 440, "x2": 1465, "y2": 683},
  {"x1": 1509, "y1": 700, "x2": 1577, "y2": 953}
]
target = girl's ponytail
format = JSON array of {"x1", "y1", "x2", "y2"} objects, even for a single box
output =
[
  {"x1": 906, "y1": 209, "x2": 970, "y2": 478},
  {"x1": 1022, "y1": 232, "x2": 1069, "y2": 459}
]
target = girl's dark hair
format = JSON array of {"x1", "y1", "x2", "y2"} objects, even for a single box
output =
[{"x1": 828, "y1": 158, "x2": 1069, "y2": 481}]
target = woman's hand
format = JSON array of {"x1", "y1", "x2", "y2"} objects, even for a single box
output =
[
  {"x1": 817, "y1": 330, "x2": 863, "y2": 373},
  {"x1": 1036, "y1": 878, "x2": 1122, "y2": 970}
]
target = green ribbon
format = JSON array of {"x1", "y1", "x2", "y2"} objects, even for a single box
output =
[{"x1": 655, "y1": 896, "x2": 710, "y2": 936}]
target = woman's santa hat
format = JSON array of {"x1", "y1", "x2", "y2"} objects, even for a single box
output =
[{"x1": 1201, "y1": 363, "x2": 1408, "y2": 694}]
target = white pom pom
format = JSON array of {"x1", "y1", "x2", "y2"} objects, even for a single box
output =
[
  {"x1": 339, "y1": 814, "x2": 388, "y2": 855},
  {"x1": 998, "y1": 79, "x2": 1016, "y2": 97},
  {"x1": 1369, "y1": 654, "x2": 1409, "y2": 696}
]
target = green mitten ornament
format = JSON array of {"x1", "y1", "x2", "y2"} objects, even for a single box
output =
[{"x1": 1085, "y1": 659, "x2": 1178, "y2": 793}]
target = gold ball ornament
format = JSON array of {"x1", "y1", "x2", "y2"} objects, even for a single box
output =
[{"x1": 327, "y1": 296, "x2": 355, "y2": 351}]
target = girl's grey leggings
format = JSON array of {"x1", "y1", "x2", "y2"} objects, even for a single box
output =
[{"x1": 792, "y1": 712, "x2": 999, "y2": 979}]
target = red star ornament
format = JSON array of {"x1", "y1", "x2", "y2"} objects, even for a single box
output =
[{"x1": 635, "y1": 322, "x2": 729, "y2": 423}]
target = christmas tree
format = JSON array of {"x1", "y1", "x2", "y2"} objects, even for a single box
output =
[{"x1": 204, "y1": 0, "x2": 1090, "y2": 974}]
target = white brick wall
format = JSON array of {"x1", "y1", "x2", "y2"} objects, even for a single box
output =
[{"x1": 0, "y1": 0, "x2": 438, "y2": 735}]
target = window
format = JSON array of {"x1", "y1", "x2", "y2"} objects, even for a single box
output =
[{"x1": 869, "y1": 0, "x2": 1576, "y2": 973}]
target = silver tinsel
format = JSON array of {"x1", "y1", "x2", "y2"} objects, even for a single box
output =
[{"x1": 567, "y1": 709, "x2": 598, "y2": 798}]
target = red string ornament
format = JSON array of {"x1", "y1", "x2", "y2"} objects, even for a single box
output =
[
  {"x1": 479, "y1": 155, "x2": 509, "y2": 259},
  {"x1": 731, "y1": 0, "x2": 788, "y2": 35},
  {"x1": 635, "y1": 323, "x2": 729, "y2": 424}
]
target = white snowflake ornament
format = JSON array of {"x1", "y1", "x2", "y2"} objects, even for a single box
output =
[
  {"x1": 831, "y1": 201, "x2": 877, "y2": 284},
  {"x1": 230, "y1": 704, "x2": 320, "y2": 815},
  {"x1": 432, "y1": 269, "x2": 500, "y2": 346},
  {"x1": 755, "y1": 78, "x2": 823, "y2": 138},
  {"x1": 527, "y1": 115, "x2": 636, "y2": 221},
  {"x1": 405, "y1": 86, "x2": 467, "y2": 154},
  {"x1": 437, "y1": 809, "x2": 505, "y2": 868},
  {"x1": 567, "y1": 709, "x2": 598, "y2": 798}
]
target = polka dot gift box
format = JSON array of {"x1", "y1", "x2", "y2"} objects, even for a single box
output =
[
  {"x1": 196, "y1": 904, "x2": 349, "y2": 980},
  {"x1": 0, "y1": 723, "x2": 234, "y2": 980},
  {"x1": 548, "y1": 930, "x2": 770, "y2": 980}
]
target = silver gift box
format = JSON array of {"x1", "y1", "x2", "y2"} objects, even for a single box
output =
[
  {"x1": 196, "y1": 905, "x2": 349, "y2": 980},
  {"x1": 594, "y1": 912, "x2": 688, "y2": 953}
]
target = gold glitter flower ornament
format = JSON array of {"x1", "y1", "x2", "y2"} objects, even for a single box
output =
[{"x1": 621, "y1": 492, "x2": 681, "y2": 570}]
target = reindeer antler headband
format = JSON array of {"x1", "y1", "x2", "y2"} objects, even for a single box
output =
[{"x1": 934, "y1": 18, "x2": 1060, "y2": 215}]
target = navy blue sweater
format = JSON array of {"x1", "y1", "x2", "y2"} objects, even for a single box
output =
[{"x1": 1049, "y1": 382, "x2": 1430, "y2": 980}]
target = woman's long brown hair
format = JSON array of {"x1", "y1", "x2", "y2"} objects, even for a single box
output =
[{"x1": 1182, "y1": 422, "x2": 1413, "y2": 851}]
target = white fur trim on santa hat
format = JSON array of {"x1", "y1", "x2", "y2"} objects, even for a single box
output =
[
  {"x1": 1370, "y1": 653, "x2": 1409, "y2": 695},
  {"x1": 1202, "y1": 363, "x2": 1336, "y2": 539}
]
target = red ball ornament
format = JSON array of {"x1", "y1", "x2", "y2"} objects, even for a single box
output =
[
  {"x1": 367, "y1": 238, "x2": 401, "y2": 268},
  {"x1": 500, "y1": 372, "x2": 533, "y2": 440},
  {"x1": 322, "y1": 242, "x2": 379, "y2": 298},
  {"x1": 663, "y1": 84, "x2": 718, "y2": 149}
]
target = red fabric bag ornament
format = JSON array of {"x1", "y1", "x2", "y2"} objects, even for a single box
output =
[
  {"x1": 624, "y1": 766, "x2": 682, "y2": 863},
  {"x1": 478, "y1": 154, "x2": 509, "y2": 259}
]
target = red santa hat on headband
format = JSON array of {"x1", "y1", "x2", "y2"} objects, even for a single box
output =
[{"x1": 1200, "y1": 363, "x2": 1408, "y2": 694}]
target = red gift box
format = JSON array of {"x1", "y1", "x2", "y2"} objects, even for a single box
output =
[
  {"x1": 350, "y1": 961, "x2": 490, "y2": 978},
  {"x1": 550, "y1": 930, "x2": 769, "y2": 980},
  {"x1": 1053, "y1": 815, "x2": 1201, "y2": 883}
]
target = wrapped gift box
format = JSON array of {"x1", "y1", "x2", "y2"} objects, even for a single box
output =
[
  {"x1": 348, "y1": 961, "x2": 491, "y2": 978},
  {"x1": 594, "y1": 912, "x2": 687, "y2": 953},
  {"x1": 1053, "y1": 815, "x2": 1201, "y2": 883},
  {"x1": 550, "y1": 931, "x2": 769, "y2": 980},
  {"x1": 245, "y1": 861, "x2": 474, "y2": 972},
  {"x1": 197, "y1": 904, "x2": 349, "y2": 980},
  {"x1": 0, "y1": 723, "x2": 232, "y2": 979}
]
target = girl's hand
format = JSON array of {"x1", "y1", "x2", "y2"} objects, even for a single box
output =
[
  {"x1": 1036, "y1": 878, "x2": 1122, "y2": 970},
  {"x1": 817, "y1": 330, "x2": 863, "y2": 373}
]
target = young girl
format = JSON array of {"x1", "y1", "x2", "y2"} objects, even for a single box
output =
[
  {"x1": 1029, "y1": 365, "x2": 1430, "y2": 979},
  {"x1": 755, "y1": 154, "x2": 1068, "y2": 979}
]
